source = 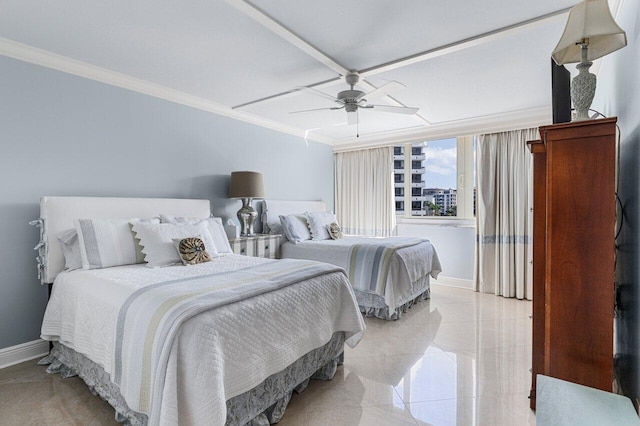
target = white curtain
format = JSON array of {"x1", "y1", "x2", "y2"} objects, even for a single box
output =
[
  {"x1": 334, "y1": 147, "x2": 396, "y2": 236},
  {"x1": 474, "y1": 128, "x2": 538, "y2": 300}
]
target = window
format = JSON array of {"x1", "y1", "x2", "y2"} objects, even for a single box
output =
[{"x1": 394, "y1": 137, "x2": 475, "y2": 219}]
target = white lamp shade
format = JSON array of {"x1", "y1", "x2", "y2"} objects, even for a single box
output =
[
  {"x1": 552, "y1": 0, "x2": 627, "y2": 65},
  {"x1": 228, "y1": 171, "x2": 265, "y2": 199}
]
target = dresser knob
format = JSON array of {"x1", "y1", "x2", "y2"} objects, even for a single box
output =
[
  {"x1": 241, "y1": 248, "x2": 245, "y2": 254},
  {"x1": 265, "y1": 245, "x2": 269, "y2": 250}
]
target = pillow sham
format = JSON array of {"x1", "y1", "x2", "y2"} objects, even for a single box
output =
[
  {"x1": 279, "y1": 214, "x2": 311, "y2": 243},
  {"x1": 306, "y1": 211, "x2": 338, "y2": 240},
  {"x1": 132, "y1": 221, "x2": 218, "y2": 267},
  {"x1": 57, "y1": 229, "x2": 82, "y2": 271},
  {"x1": 266, "y1": 221, "x2": 283, "y2": 236},
  {"x1": 74, "y1": 218, "x2": 159, "y2": 270},
  {"x1": 263, "y1": 207, "x2": 280, "y2": 235},
  {"x1": 173, "y1": 237, "x2": 212, "y2": 265},
  {"x1": 159, "y1": 215, "x2": 233, "y2": 254}
]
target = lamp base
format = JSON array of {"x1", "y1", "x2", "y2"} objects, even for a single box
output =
[
  {"x1": 571, "y1": 43, "x2": 596, "y2": 122},
  {"x1": 237, "y1": 198, "x2": 257, "y2": 237}
]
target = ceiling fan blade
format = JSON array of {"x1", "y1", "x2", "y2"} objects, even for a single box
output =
[
  {"x1": 363, "y1": 81, "x2": 406, "y2": 101},
  {"x1": 368, "y1": 104, "x2": 419, "y2": 115},
  {"x1": 296, "y1": 86, "x2": 341, "y2": 103},
  {"x1": 289, "y1": 106, "x2": 344, "y2": 114},
  {"x1": 347, "y1": 111, "x2": 357, "y2": 126}
]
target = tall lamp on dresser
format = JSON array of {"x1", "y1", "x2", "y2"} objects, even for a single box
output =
[{"x1": 528, "y1": 117, "x2": 617, "y2": 409}]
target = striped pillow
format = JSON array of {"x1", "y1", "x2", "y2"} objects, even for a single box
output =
[{"x1": 74, "y1": 218, "x2": 159, "y2": 270}]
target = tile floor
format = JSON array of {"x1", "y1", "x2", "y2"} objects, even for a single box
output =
[{"x1": 0, "y1": 284, "x2": 535, "y2": 425}]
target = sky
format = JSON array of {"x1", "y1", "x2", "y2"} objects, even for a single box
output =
[{"x1": 421, "y1": 137, "x2": 457, "y2": 189}]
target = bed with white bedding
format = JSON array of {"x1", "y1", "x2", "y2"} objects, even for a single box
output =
[
  {"x1": 262, "y1": 200, "x2": 442, "y2": 321},
  {"x1": 34, "y1": 196, "x2": 365, "y2": 426}
]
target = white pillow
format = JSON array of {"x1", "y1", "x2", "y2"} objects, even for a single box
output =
[
  {"x1": 306, "y1": 212, "x2": 338, "y2": 241},
  {"x1": 57, "y1": 229, "x2": 82, "y2": 271},
  {"x1": 264, "y1": 209, "x2": 283, "y2": 235},
  {"x1": 266, "y1": 221, "x2": 283, "y2": 236},
  {"x1": 279, "y1": 214, "x2": 311, "y2": 243},
  {"x1": 132, "y1": 221, "x2": 218, "y2": 267},
  {"x1": 74, "y1": 218, "x2": 159, "y2": 270},
  {"x1": 159, "y1": 215, "x2": 233, "y2": 253}
]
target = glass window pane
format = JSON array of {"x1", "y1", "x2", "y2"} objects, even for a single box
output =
[{"x1": 422, "y1": 138, "x2": 457, "y2": 217}]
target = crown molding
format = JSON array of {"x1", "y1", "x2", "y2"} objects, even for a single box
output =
[
  {"x1": 0, "y1": 37, "x2": 558, "y2": 150},
  {"x1": 332, "y1": 106, "x2": 551, "y2": 152},
  {"x1": 0, "y1": 37, "x2": 332, "y2": 146}
]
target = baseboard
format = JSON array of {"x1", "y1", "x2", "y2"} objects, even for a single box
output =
[
  {"x1": 434, "y1": 276, "x2": 474, "y2": 290},
  {"x1": 0, "y1": 339, "x2": 49, "y2": 369}
]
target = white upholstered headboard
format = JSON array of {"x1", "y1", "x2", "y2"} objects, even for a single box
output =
[
  {"x1": 260, "y1": 200, "x2": 327, "y2": 233},
  {"x1": 34, "y1": 196, "x2": 211, "y2": 284}
]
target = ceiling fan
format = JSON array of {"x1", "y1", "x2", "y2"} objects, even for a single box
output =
[{"x1": 290, "y1": 72, "x2": 419, "y2": 130}]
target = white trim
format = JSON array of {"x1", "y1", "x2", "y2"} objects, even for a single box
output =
[
  {"x1": 224, "y1": 0, "x2": 349, "y2": 76},
  {"x1": 433, "y1": 276, "x2": 474, "y2": 290},
  {"x1": 0, "y1": 31, "x2": 551, "y2": 149},
  {"x1": 359, "y1": 8, "x2": 570, "y2": 77},
  {"x1": 0, "y1": 339, "x2": 49, "y2": 369},
  {"x1": 332, "y1": 106, "x2": 551, "y2": 152},
  {"x1": 0, "y1": 37, "x2": 332, "y2": 146},
  {"x1": 231, "y1": 5, "x2": 570, "y2": 113}
]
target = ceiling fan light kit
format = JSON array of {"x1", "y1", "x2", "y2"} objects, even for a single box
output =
[{"x1": 291, "y1": 71, "x2": 420, "y2": 136}]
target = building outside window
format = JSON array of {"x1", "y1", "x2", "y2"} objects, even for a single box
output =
[{"x1": 394, "y1": 137, "x2": 475, "y2": 219}]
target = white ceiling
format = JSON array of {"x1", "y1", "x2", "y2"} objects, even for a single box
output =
[{"x1": 0, "y1": 0, "x2": 598, "y2": 148}]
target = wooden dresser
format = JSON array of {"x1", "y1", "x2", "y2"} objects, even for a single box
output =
[{"x1": 527, "y1": 117, "x2": 617, "y2": 409}]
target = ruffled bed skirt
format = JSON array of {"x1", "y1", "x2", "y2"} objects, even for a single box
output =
[
  {"x1": 355, "y1": 275, "x2": 431, "y2": 320},
  {"x1": 39, "y1": 332, "x2": 345, "y2": 426}
]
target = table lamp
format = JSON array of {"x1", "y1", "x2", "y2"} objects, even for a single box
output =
[
  {"x1": 228, "y1": 171, "x2": 265, "y2": 237},
  {"x1": 551, "y1": 0, "x2": 626, "y2": 121}
]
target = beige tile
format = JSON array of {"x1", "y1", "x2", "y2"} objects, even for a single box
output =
[
  {"x1": 345, "y1": 307, "x2": 446, "y2": 358},
  {"x1": 425, "y1": 317, "x2": 531, "y2": 354},
  {"x1": 391, "y1": 353, "x2": 477, "y2": 403},
  {"x1": 405, "y1": 398, "x2": 473, "y2": 426},
  {"x1": 305, "y1": 404, "x2": 418, "y2": 426},
  {"x1": 289, "y1": 366, "x2": 403, "y2": 411},
  {"x1": 406, "y1": 393, "x2": 536, "y2": 426},
  {"x1": 448, "y1": 345, "x2": 533, "y2": 396},
  {"x1": 434, "y1": 299, "x2": 532, "y2": 323},
  {"x1": 0, "y1": 376, "x2": 117, "y2": 425},
  {"x1": 276, "y1": 396, "x2": 308, "y2": 426}
]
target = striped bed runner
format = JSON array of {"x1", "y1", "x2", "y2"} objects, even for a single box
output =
[
  {"x1": 347, "y1": 237, "x2": 426, "y2": 295},
  {"x1": 112, "y1": 259, "x2": 344, "y2": 421}
]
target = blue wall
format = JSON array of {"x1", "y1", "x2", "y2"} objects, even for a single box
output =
[
  {"x1": 592, "y1": 0, "x2": 640, "y2": 404},
  {"x1": 0, "y1": 55, "x2": 334, "y2": 349}
]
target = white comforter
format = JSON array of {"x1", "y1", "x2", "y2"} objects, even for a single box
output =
[{"x1": 41, "y1": 254, "x2": 365, "y2": 425}]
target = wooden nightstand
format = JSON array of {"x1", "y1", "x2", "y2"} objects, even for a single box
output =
[{"x1": 229, "y1": 234, "x2": 281, "y2": 259}]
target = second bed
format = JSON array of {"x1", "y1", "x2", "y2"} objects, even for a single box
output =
[{"x1": 262, "y1": 200, "x2": 442, "y2": 320}]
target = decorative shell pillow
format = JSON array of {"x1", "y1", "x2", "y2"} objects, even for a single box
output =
[
  {"x1": 327, "y1": 222, "x2": 343, "y2": 240},
  {"x1": 131, "y1": 221, "x2": 218, "y2": 267},
  {"x1": 173, "y1": 237, "x2": 212, "y2": 265}
]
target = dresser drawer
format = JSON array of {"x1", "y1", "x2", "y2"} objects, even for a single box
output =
[{"x1": 229, "y1": 234, "x2": 280, "y2": 259}]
